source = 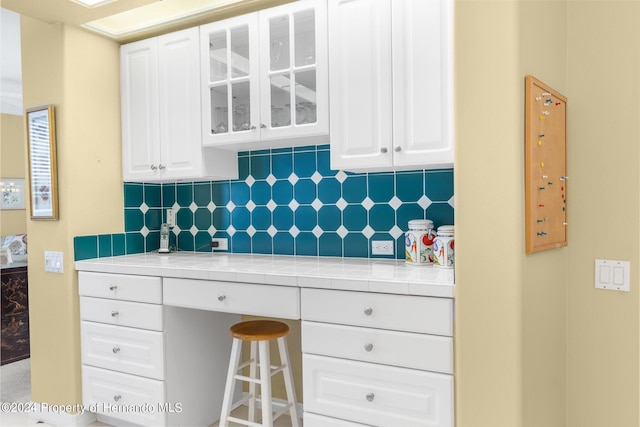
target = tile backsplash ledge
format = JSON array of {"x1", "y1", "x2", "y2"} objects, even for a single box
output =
[{"x1": 74, "y1": 145, "x2": 453, "y2": 261}]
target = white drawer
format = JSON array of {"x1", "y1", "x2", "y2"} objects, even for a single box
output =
[
  {"x1": 163, "y1": 278, "x2": 300, "y2": 319},
  {"x1": 80, "y1": 297, "x2": 163, "y2": 331},
  {"x1": 302, "y1": 321, "x2": 453, "y2": 374},
  {"x1": 301, "y1": 289, "x2": 453, "y2": 336},
  {"x1": 304, "y1": 412, "x2": 372, "y2": 426},
  {"x1": 79, "y1": 272, "x2": 162, "y2": 304},
  {"x1": 82, "y1": 365, "x2": 166, "y2": 427},
  {"x1": 303, "y1": 354, "x2": 453, "y2": 427},
  {"x1": 81, "y1": 321, "x2": 164, "y2": 380}
]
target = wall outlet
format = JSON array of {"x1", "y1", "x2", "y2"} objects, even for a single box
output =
[
  {"x1": 210, "y1": 238, "x2": 228, "y2": 251},
  {"x1": 44, "y1": 251, "x2": 64, "y2": 273},
  {"x1": 166, "y1": 208, "x2": 175, "y2": 227},
  {"x1": 371, "y1": 240, "x2": 394, "y2": 256}
]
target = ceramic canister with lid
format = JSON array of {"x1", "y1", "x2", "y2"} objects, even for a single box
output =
[
  {"x1": 405, "y1": 219, "x2": 436, "y2": 265},
  {"x1": 433, "y1": 225, "x2": 455, "y2": 268}
]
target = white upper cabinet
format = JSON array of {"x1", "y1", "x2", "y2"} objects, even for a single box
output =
[
  {"x1": 200, "y1": 14, "x2": 261, "y2": 146},
  {"x1": 329, "y1": 0, "x2": 453, "y2": 172},
  {"x1": 201, "y1": 0, "x2": 328, "y2": 150},
  {"x1": 121, "y1": 28, "x2": 238, "y2": 182}
]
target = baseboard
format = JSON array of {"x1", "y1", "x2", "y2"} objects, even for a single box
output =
[{"x1": 28, "y1": 401, "x2": 97, "y2": 426}]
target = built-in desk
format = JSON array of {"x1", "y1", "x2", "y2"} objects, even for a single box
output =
[{"x1": 75, "y1": 253, "x2": 455, "y2": 427}]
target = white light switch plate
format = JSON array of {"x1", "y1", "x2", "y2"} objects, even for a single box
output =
[
  {"x1": 595, "y1": 259, "x2": 629, "y2": 292},
  {"x1": 45, "y1": 251, "x2": 64, "y2": 273}
]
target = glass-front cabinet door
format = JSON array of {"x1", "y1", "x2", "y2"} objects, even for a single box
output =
[
  {"x1": 201, "y1": 15, "x2": 260, "y2": 146},
  {"x1": 258, "y1": 0, "x2": 328, "y2": 142}
]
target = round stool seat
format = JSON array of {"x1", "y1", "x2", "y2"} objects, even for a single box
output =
[{"x1": 229, "y1": 320, "x2": 289, "y2": 341}]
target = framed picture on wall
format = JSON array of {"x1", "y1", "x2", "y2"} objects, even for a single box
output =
[{"x1": 0, "y1": 178, "x2": 26, "y2": 210}]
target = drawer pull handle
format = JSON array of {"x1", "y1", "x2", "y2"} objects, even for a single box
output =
[
  {"x1": 111, "y1": 311, "x2": 119, "y2": 317},
  {"x1": 113, "y1": 395, "x2": 122, "y2": 402},
  {"x1": 366, "y1": 393, "x2": 375, "y2": 402},
  {"x1": 218, "y1": 295, "x2": 226, "y2": 302},
  {"x1": 363, "y1": 307, "x2": 373, "y2": 316},
  {"x1": 364, "y1": 343, "x2": 373, "y2": 352},
  {"x1": 109, "y1": 285, "x2": 117, "y2": 291},
  {"x1": 112, "y1": 347, "x2": 121, "y2": 354}
]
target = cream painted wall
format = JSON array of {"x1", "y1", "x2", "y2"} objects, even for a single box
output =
[
  {"x1": 455, "y1": 2, "x2": 568, "y2": 426},
  {"x1": 456, "y1": 1, "x2": 640, "y2": 426},
  {"x1": 21, "y1": 17, "x2": 123, "y2": 406},
  {"x1": 17, "y1": 1, "x2": 640, "y2": 424},
  {"x1": 518, "y1": 3, "x2": 568, "y2": 427},
  {"x1": 454, "y1": 2, "x2": 524, "y2": 425},
  {"x1": 0, "y1": 113, "x2": 27, "y2": 235},
  {"x1": 566, "y1": 2, "x2": 640, "y2": 426}
]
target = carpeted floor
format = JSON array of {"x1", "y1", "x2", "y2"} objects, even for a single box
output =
[{"x1": 0, "y1": 358, "x2": 31, "y2": 403}]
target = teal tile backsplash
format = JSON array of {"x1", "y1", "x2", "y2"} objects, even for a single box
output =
[{"x1": 74, "y1": 145, "x2": 454, "y2": 261}]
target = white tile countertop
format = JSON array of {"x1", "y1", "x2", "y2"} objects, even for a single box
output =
[{"x1": 75, "y1": 253, "x2": 455, "y2": 298}]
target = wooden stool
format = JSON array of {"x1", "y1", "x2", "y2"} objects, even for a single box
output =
[{"x1": 219, "y1": 320, "x2": 300, "y2": 427}]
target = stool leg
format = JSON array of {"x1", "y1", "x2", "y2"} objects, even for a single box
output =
[
  {"x1": 258, "y1": 340, "x2": 273, "y2": 427},
  {"x1": 220, "y1": 338, "x2": 242, "y2": 427},
  {"x1": 277, "y1": 337, "x2": 300, "y2": 427},
  {"x1": 248, "y1": 340, "x2": 258, "y2": 423}
]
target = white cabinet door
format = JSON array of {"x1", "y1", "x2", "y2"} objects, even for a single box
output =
[
  {"x1": 201, "y1": 14, "x2": 261, "y2": 146},
  {"x1": 122, "y1": 28, "x2": 238, "y2": 182},
  {"x1": 259, "y1": 0, "x2": 328, "y2": 142},
  {"x1": 121, "y1": 38, "x2": 160, "y2": 181},
  {"x1": 200, "y1": 0, "x2": 328, "y2": 150},
  {"x1": 81, "y1": 321, "x2": 165, "y2": 380},
  {"x1": 392, "y1": 0, "x2": 453, "y2": 169},
  {"x1": 302, "y1": 321, "x2": 454, "y2": 374},
  {"x1": 303, "y1": 354, "x2": 454, "y2": 427},
  {"x1": 329, "y1": 0, "x2": 392, "y2": 171},
  {"x1": 82, "y1": 366, "x2": 166, "y2": 427},
  {"x1": 329, "y1": 0, "x2": 453, "y2": 172},
  {"x1": 157, "y1": 28, "x2": 205, "y2": 179}
]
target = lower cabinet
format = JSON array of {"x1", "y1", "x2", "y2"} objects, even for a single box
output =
[
  {"x1": 301, "y1": 288, "x2": 454, "y2": 427},
  {"x1": 82, "y1": 365, "x2": 166, "y2": 426},
  {"x1": 79, "y1": 272, "x2": 240, "y2": 427},
  {"x1": 78, "y1": 272, "x2": 454, "y2": 426}
]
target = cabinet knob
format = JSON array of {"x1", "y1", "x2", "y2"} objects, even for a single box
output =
[
  {"x1": 150, "y1": 165, "x2": 158, "y2": 170},
  {"x1": 364, "y1": 343, "x2": 374, "y2": 352},
  {"x1": 158, "y1": 164, "x2": 166, "y2": 170},
  {"x1": 218, "y1": 295, "x2": 226, "y2": 302},
  {"x1": 111, "y1": 310, "x2": 119, "y2": 318},
  {"x1": 394, "y1": 146, "x2": 402, "y2": 152},
  {"x1": 113, "y1": 395, "x2": 122, "y2": 402},
  {"x1": 366, "y1": 393, "x2": 375, "y2": 402},
  {"x1": 109, "y1": 285, "x2": 117, "y2": 291},
  {"x1": 380, "y1": 147, "x2": 388, "y2": 154},
  {"x1": 112, "y1": 347, "x2": 120, "y2": 354},
  {"x1": 250, "y1": 125, "x2": 257, "y2": 130},
  {"x1": 260, "y1": 123, "x2": 267, "y2": 129},
  {"x1": 363, "y1": 307, "x2": 373, "y2": 316}
]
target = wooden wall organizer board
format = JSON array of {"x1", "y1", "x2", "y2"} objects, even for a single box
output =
[{"x1": 525, "y1": 75, "x2": 567, "y2": 254}]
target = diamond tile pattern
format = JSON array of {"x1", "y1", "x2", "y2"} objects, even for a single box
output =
[{"x1": 75, "y1": 146, "x2": 454, "y2": 261}]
